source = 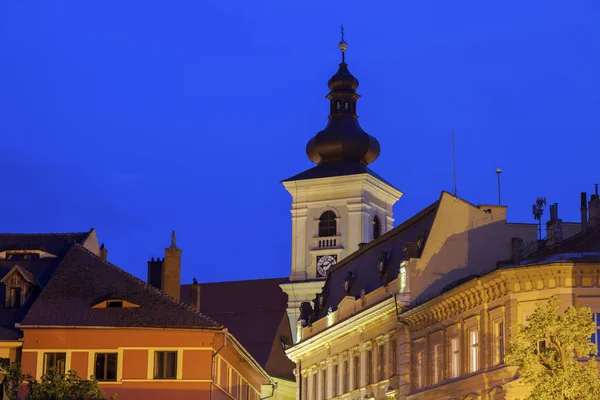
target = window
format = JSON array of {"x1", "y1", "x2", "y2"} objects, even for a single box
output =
[
  {"x1": 244, "y1": 382, "x2": 251, "y2": 400},
  {"x1": 9, "y1": 288, "x2": 21, "y2": 307},
  {"x1": 399, "y1": 266, "x2": 407, "y2": 293},
  {"x1": 344, "y1": 102, "x2": 349, "y2": 112},
  {"x1": 318, "y1": 211, "x2": 337, "y2": 237},
  {"x1": 469, "y1": 329, "x2": 479, "y2": 373},
  {"x1": 433, "y1": 344, "x2": 442, "y2": 384},
  {"x1": 43, "y1": 353, "x2": 66, "y2": 374},
  {"x1": 94, "y1": 353, "x2": 117, "y2": 381},
  {"x1": 336, "y1": 100, "x2": 341, "y2": 110},
  {"x1": 106, "y1": 301, "x2": 123, "y2": 308},
  {"x1": 322, "y1": 368, "x2": 327, "y2": 400},
  {"x1": 496, "y1": 322, "x2": 505, "y2": 364},
  {"x1": 333, "y1": 363, "x2": 338, "y2": 396},
  {"x1": 366, "y1": 348, "x2": 373, "y2": 385},
  {"x1": 373, "y1": 216, "x2": 381, "y2": 239},
  {"x1": 450, "y1": 337, "x2": 460, "y2": 378},
  {"x1": 302, "y1": 376, "x2": 308, "y2": 400},
  {"x1": 389, "y1": 339, "x2": 396, "y2": 378},
  {"x1": 378, "y1": 344, "x2": 385, "y2": 381},
  {"x1": 591, "y1": 314, "x2": 600, "y2": 355},
  {"x1": 415, "y1": 350, "x2": 424, "y2": 389},
  {"x1": 6, "y1": 252, "x2": 39, "y2": 260},
  {"x1": 154, "y1": 351, "x2": 177, "y2": 379},
  {"x1": 353, "y1": 354, "x2": 360, "y2": 389},
  {"x1": 343, "y1": 359, "x2": 348, "y2": 394},
  {"x1": 312, "y1": 374, "x2": 317, "y2": 400}
]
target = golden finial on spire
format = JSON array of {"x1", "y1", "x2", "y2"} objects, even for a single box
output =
[{"x1": 338, "y1": 24, "x2": 347, "y2": 63}]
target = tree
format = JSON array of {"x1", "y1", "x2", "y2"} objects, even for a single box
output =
[
  {"x1": 505, "y1": 295, "x2": 600, "y2": 400},
  {"x1": 25, "y1": 368, "x2": 117, "y2": 400},
  {"x1": 0, "y1": 362, "x2": 116, "y2": 400}
]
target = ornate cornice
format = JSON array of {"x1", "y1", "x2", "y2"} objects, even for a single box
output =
[{"x1": 402, "y1": 264, "x2": 593, "y2": 331}]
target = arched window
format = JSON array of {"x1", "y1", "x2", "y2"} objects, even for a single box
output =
[
  {"x1": 373, "y1": 215, "x2": 381, "y2": 239},
  {"x1": 344, "y1": 102, "x2": 350, "y2": 112},
  {"x1": 318, "y1": 211, "x2": 337, "y2": 237}
]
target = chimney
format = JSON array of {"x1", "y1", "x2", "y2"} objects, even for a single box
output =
[
  {"x1": 147, "y1": 257, "x2": 163, "y2": 290},
  {"x1": 588, "y1": 185, "x2": 600, "y2": 228},
  {"x1": 163, "y1": 231, "x2": 182, "y2": 300},
  {"x1": 546, "y1": 203, "x2": 563, "y2": 246},
  {"x1": 190, "y1": 278, "x2": 201, "y2": 311},
  {"x1": 510, "y1": 237, "x2": 524, "y2": 263},
  {"x1": 581, "y1": 192, "x2": 588, "y2": 233},
  {"x1": 99, "y1": 243, "x2": 108, "y2": 261}
]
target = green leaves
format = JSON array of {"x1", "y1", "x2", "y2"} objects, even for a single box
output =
[
  {"x1": 25, "y1": 368, "x2": 117, "y2": 400},
  {"x1": 505, "y1": 296, "x2": 600, "y2": 400}
]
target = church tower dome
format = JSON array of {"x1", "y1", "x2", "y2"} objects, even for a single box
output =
[{"x1": 305, "y1": 33, "x2": 380, "y2": 166}]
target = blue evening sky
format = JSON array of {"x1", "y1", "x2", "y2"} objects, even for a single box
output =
[{"x1": 1, "y1": 1, "x2": 599, "y2": 283}]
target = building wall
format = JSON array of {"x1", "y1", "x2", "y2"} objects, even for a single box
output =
[
  {"x1": 20, "y1": 328, "x2": 270, "y2": 400},
  {"x1": 281, "y1": 174, "x2": 402, "y2": 342}
]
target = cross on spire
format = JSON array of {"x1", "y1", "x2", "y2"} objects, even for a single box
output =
[{"x1": 338, "y1": 23, "x2": 348, "y2": 63}]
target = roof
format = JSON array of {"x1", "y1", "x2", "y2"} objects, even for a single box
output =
[
  {"x1": 0, "y1": 231, "x2": 91, "y2": 256},
  {"x1": 505, "y1": 225, "x2": 600, "y2": 266},
  {"x1": 20, "y1": 245, "x2": 222, "y2": 329},
  {"x1": 282, "y1": 161, "x2": 397, "y2": 189},
  {"x1": 0, "y1": 232, "x2": 92, "y2": 340},
  {"x1": 314, "y1": 200, "x2": 439, "y2": 320},
  {"x1": 180, "y1": 277, "x2": 295, "y2": 380}
]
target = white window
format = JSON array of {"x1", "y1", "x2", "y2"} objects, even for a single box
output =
[
  {"x1": 399, "y1": 266, "x2": 407, "y2": 292},
  {"x1": 496, "y1": 321, "x2": 505, "y2": 364},
  {"x1": 415, "y1": 350, "x2": 425, "y2": 389},
  {"x1": 450, "y1": 337, "x2": 460, "y2": 378},
  {"x1": 469, "y1": 329, "x2": 479, "y2": 373},
  {"x1": 591, "y1": 313, "x2": 600, "y2": 355},
  {"x1": 432, "y1": 344, "x2": 442, "y2": 384}
]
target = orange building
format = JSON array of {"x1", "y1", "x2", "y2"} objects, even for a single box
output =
[{"x1": 0, "y1": 230, "x2": 274, "y2": 399}]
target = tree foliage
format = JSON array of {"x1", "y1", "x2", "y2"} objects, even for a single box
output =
[
  {"x1": 0, "y1": 362, "x2": 116, "y2": 400},
  {"x1": 505, "y1": 296, "x2": 600, "y2": 400}
]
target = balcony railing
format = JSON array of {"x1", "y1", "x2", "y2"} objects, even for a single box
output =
[{"x1": 313, "y1": 235, "x2": 341, "y2": 249}]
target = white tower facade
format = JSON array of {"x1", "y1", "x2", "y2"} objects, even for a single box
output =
[
  {"x1": 281, "y1": 173, "x2": 401, "y2": 342},
  {"x1": 279, "y1": 35, "x2": 402, "y2": 343}
]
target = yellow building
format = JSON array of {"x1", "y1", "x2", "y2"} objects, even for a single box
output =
[
  {"x1": 285, "y1": 188, "x2": 599, "y2": 400},
  {"x1": 278, "y1": 33, "x2": 600, "y2": 400}
]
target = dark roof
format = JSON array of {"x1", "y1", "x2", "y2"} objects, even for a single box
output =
[
  {"x1": 181, "y1": 277, "x2": 295, "y2": 380},
  {"x1": 282, "y1": 161, "x2": 397, "y2": 189},
  {"x1": 0, "y1": 257, "x2": 62, "y2": 340},
  {"x1": 506, "y1": 225, "x2": 600, "y2": 266},
  {"x1": 314, "y1": 200, "x2": 439, "y2": 320},
  {"x1": 0, "y1": 232, "x2": 91, "y2": 340},
  {"x1": 20, "y1": 245, "x2": 221, "y2": 329},
  {"x1": 0, "y1": 231, "x2": 91, "y2": 256}
]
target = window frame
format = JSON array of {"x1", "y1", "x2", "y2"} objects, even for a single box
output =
[
  {"x1": 94, "y1": 353, "x2": 118, "y2": 381},
  {"x1": 318, "y1": 211, "x2": 337, "y2": 238},
  {"x1": 450, "y1": 336, "x2": 460, "y2": 379},
  {"x1": 43, "y1": 352, "x2": 66, "y2": 375},
  {"x1": 468, "y1": 329, "x2": 479, "y2": 373},
  {"x1": 153, "y1": 351, "x2": 177, "y2": 380}
]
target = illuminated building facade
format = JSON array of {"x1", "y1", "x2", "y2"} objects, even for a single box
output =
[{"x1": 282, "y1": 35, "x2": 598, "y2": 400}]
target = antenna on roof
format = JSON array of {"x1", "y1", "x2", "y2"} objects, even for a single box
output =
[
  {"x1": 495, "y1": 168, "x2": 502, "y2": 205},
  {"x1": 452, "y1": 132, "x2": 457, "y2": 197},
  {"x1": 532, "y1": 197, "x2": 546, "y2": 240}
]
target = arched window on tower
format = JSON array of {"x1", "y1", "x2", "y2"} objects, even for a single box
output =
[
  {"x1": 319, "y1": 211, "x2": 337, "y2": 237},
  {"x1": 344, "y1": 102, "x2": 350, "y2": 113},
  {"x1": 373, "y1": 215, "x2": 381, "y2": 240},
  {"x1": 336, "y1": 100, "x2": 341, "y2": 111}
]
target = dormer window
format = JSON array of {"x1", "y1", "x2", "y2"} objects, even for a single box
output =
[
  {"x1": 92, "y1": 299, "x2": 140, "y2": 309},
  {"x1": 5, "y1": 252, "x2": 39, "y2": 261},
  {"x1": 1, "y1": 266, "x2": 36, "y2": 308}
]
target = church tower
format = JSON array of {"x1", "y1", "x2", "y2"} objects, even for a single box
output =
[{"x1": 280, "y1": 32, "x2": 402, "y2": 342}]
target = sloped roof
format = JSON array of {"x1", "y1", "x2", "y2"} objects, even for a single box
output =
[
  {"x1": 282, "y1": 161, "x2": 397, "y2": 189},
  {"x1": 180, "y1": 277, "x2": 295, "y2": 380},
  {"x1": 506, "y1": 225, "x2": 600, "y2": 266},
  {"x1": 0, "y1": 231, "x2": 91, "y2": 256},
  {"x1": 314, "y1": 200, "x2": 439, "y2": 320},
  {"x1": 20, "y1": 245, "x2": 221, "y2": 329}
]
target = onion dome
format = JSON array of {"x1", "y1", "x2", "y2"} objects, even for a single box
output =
[{"x1": 306, "y1": 32, "x2": 380, "y2": 166}]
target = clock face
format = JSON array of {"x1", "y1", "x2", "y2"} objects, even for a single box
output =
[{"x1": 316, "y1": 255, "x2": 337, "y2": 277}]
